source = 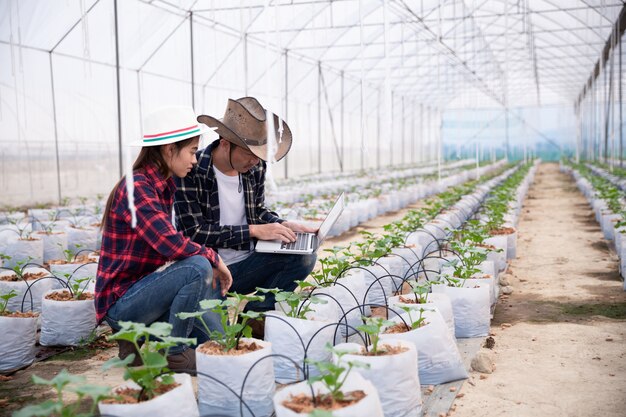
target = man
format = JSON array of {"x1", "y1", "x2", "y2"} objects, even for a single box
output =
[{"x1": 174, "y1": 97, "x2": 317, "y2": 335}]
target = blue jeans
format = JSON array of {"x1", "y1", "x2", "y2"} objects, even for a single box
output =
[
  {"x1": 228, "y1": 251, "x2": 317, "y2": 311},
  {"x1": 105, "y1": 255, "x2": 222, "y2": 354}
]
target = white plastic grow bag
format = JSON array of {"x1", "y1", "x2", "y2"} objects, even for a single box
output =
[
  {"x1": 432, "y1": 284, "x2": 491, "y2": 338},
  {"x1": 387, "y1": 293, "x2": 455, "y2": 340},
  {"x1": 314, "y1": 277, "x2": 367, "y2": 339},
  {"x1": 196, "y1": 338, "x2": 275, "y2": 417},
  {"x1": 98, "y1": 373, "x2": 199, "y2": 417},
  {"x1": 49, "y1": 262, "x2": 98, "y2": 291},
  {"x1": 273, "y1": 371, "x2": 384, "y2": 417},
  {"x1": 361, "y1": 264, "x2": 395, "y2": 305},
  {"x1": 264, "y1": 311, "x2": 335, "y2": 383},
  {"x1": 380, "y1": 311, "x2": 467, "y2": 385},
  {"x1": 66, "y1": 226, "x2": 99, "y2": 252},
  {"x1": 2, "y1": 236, "x2": 44, "y2": 268},
  {"x1": 35, "y1": 231, "x2": 68, "y2": 262},
  {"x1": 484, "y1": 235, "x2": 508, "y2": 271},
  {"x1": 0, "y1": 314, "x2": 38, "y2": 372},
  {"x1": 334, "y1": 339, "x2": 421, "y2": 417},
  {"x1": 39, "y1": 290, "x2": 97, "y2": 346},
  {"x1": 0, "y1": 267, "x2": 56, "y2": 312}
]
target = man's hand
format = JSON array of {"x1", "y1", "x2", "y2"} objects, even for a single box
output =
[
  {"x1": 212, "y1": 256, "x2": 232, "y2": 297},
  {"x1": 249, "y1": 223, "x2": 297, "y2": 243},
  {"x1": 282, "y1": 221, "x2": 318, "y2": 234}
]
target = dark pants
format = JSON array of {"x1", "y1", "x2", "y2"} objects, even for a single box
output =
[{"x1": 227, "y1": 251, "x2": 317, "y2": 311}]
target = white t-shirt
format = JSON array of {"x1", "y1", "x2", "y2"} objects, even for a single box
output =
[{"x1": 212, "y1": 166, "x2": 253, "y2": 265}]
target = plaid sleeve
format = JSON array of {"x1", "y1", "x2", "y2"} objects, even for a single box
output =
[
  {"x1": 175, "y1": 170, "x2": 251, "y2": 249},
  {"x1": 254, "y1": 162, "x2": 283, "y2": 224},
  {"x1": 130, "y1": 179, "x2": 219, "y2": 267}
]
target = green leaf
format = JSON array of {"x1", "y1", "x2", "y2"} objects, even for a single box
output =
[
  {"x1": 102, "y1": 354, "x2": 137, "y2": 371},
  {"x1": 12, "y1": 400, "x2": 61, "y2": 417}
]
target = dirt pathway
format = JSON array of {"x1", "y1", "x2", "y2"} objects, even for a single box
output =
[{"x1": 453, "y1": 163, "x2": 626, "y2": 417}]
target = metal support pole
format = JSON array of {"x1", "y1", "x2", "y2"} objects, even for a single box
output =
[
  {"x1": 284, "y1": 50, "x2": 289, "y2": 178},
  {"x1": 340, "y1": 71, "x2": 345, "y2": 171},
  {"x1": 401, "y1": 96, "x2": 405, "y2": 166},
  {"x1": 114, "y1": 0, "x2": 123, "y2": 178},
  {"x1": 390, "y1": 92, "x2": 394, "y2": 167},
  {"x1": 377, "y1": 89, "x2": 381, "y2": 169},
  {"x1": 190, "y1": 11, "x2": 195, "y2": 108},
  {"x1": 619, "y1": 36, "x2": 624, "y2": 168},
  {"x1": 244, "y1": 34, "x2": 248, "y2": 96},
  {"x1": 49, "y1": 53, "x2": 62, "y2": 205},
  {"x1": 317, "y1": 62, "x2": 322, "y2": 174},
  {"x1": 411, "y1": 100, "x2": 415, "y2": 164}
]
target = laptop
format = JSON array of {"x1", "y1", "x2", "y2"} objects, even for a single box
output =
[{"x1": 255, "y1": 192, "x2": 345, "y2": 255}]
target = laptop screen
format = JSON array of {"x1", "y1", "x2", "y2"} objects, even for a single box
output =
[{"x1": 316, "y1": 192, "x2": 345, "y2": 243}]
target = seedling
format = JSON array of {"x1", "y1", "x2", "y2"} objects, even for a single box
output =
[
  {"x1": 399, "y1": 306, "x2": 428, "y2": 330},
  {"x1": 67, "y1": 275, "x2": 94, "y2": 299},
  {"x1": 258, "y1": 281, "x2": 328, "y2": 319},
  {"x1": 0, "y1": 289, "x2": 18, "y2": 314},
  {"x1": 311, "y1": 246, "x2": 352, "y2": 285},
  {"x1": 13, "y1": 369, "x2": 111, "y2": 417},
  {"x1": 406, "y1": 281, "x2": 431, "y2": 304},
  {"x1": 104, "y1": 321, "x2": 195, "y2": 401},
  {"x1": 58, "y1": 244, "x2": 82, "y2": 263},
  {"x1": 7, "y1": 216, "x2": 33, "y2": 240},
  {"x1": 177, "y1": 292, "x2": 265, "y2": 351},
  {"x1": 356, "y1": 316, "x2": 396, "y2": 355},
  {"x1": 306, "y1": 345, "x2": 368, "y2": 402},
  {"x1": 3, "y1": 257, "x2": 35, "y2": 281}
]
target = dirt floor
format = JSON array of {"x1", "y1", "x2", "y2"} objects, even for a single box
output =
[
  {"x1": 452, "y1": 162, "x2": 626, "y2": 417},
  {"x1": 2, "y1": 162, "x2": 625, "y2": 416}
]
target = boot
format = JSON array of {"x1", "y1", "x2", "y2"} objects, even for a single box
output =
[
  {"x1": 167, "y1": 348, "x2": 196, "y2": 374},
  {"x1": 117, "y1": 340, "x2": 143, "y2": 367},
  {"x1": 248, "y1": 317, "x2": 266, "y2": 340}
]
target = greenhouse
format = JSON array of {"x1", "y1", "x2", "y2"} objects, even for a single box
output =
[{"x1": 0, "y1": 0, "x2": 625, "y2": 416}]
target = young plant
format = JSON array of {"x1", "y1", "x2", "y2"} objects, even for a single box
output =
[
  {"x1": 7, "y1": 216, "x2": 33, "y2": 240},
  {"x1": 311, "y1": 246, "x2": 352, "y2": 285},
  {"x1": 13, "y1": 369, "x2": 111, "y2": 417},
  {"x1": 0, "y1": 289, "x2": 18, "y2": 314},
  {"x1": 356, "y1": 316, "x2": 396, "y2": 355},
  {"x1": 58, "y1": 244, "x2": 82, "y2": 263},
  {"x1": 104, "y1": 321, "x2": 195, "y2": 401},
  {"x1": 306, "y1": 345, "x2": 368, "y2": 402},
  {"x1": 67, "y1": 275, "x2": 94, "y2": 299},
  {"x1": 3, "y1": 257, "x2": 35, "y2": 281},
  {"x1": 176, "y1": 292, "x2": 265, "y2": 352},
  {"x1": 406, "y1": 281, "x2": 431, "y2": 304},
  {"x1": 258, "y1": 281, "x2": 328, "y2": 319},
  {"x1": 399, "y1": 306, "x2": 428, "y2": 330}
]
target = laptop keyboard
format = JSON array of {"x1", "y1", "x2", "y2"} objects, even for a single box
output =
[{"x1": 281, "y1": 233, "x2": 316, "y2": 251}]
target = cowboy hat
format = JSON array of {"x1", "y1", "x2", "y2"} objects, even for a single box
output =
[
  {"x1": 197, "y1": 97, "x2": 292, "y2": 162},
  {"x1": 130, "y1": 106, "x2": 214, "y2": 147}
]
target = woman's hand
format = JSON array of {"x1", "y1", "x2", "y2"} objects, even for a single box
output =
[{"x1": 212, "y1": 256, "x2": 233, "y2": 296}]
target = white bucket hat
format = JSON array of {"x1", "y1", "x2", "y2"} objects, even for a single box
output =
[{"x1": 130, "y1": 106, "x2": 215, "y2": 147}]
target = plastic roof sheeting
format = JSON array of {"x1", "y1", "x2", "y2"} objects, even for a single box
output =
[{"x1": 0, "y1": 0, "x2": 623, "y2": 205}]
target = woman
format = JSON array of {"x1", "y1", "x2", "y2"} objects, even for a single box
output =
[{"x1": 95, "y1": 106, "x2": 232, "y2": 373}]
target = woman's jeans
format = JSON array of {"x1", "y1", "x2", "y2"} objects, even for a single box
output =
[{"x1": 105, "y1": 255, "x2": 222, "y2": 354}]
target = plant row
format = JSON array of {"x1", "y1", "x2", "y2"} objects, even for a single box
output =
[
  {"x1": 561, "y1": 160, "x2": 626, "y2": 290},
  {"x1": 9, "y1": 160, "x2": 540, "y2": 417}
]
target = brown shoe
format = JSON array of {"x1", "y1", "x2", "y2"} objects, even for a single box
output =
[
  {"x1": 117, "y1": 340, "x2": 143, "y2": 367},
  {"x1": 167, "y1": 349, "x2": 196, "y2": 374},
  {"x1": 248, "y1": 317, "x2": 265, "y2": 340}
]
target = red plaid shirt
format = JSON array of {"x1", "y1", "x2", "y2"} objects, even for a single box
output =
[{"x1": 95, "y1": 164, "x2": 219, "y2": 323}]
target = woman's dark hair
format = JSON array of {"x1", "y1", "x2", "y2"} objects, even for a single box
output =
[{"x1": 101, "y1": 136, "x2": 198, "y2": 229}]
